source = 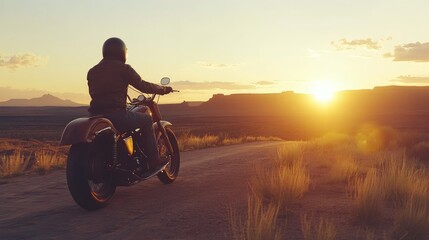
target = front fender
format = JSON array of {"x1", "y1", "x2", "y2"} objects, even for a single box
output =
[
  {"x1": 153, "y1": 121, "x2": 172, "y2": 133},
  {"x1": 60, "y1": 117, "x2": 118, "y2": 146}
]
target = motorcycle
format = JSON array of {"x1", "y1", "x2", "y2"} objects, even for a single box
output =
[{"x1": 59, "y1": 77, "x2": 180, "y2": 210}]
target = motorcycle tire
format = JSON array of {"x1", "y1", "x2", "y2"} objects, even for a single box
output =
[
  {"x1": 66, "y1": 143, "x2": 116, "y2": 210},
  {"x1": 157, "y1": 128, "x2": 180, "y2": 184}
]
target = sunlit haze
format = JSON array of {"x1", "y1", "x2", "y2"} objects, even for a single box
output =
[
  {"x1": 310, "y1": 80, "x2": 337, "y2": 103},
  {"x1": 1, "y1": 0, "x2": 429, "y2": 104}
]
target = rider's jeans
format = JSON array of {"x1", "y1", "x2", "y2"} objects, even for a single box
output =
[{"x1": 105, "y1": 109, "x2": 159, "y2": 166}]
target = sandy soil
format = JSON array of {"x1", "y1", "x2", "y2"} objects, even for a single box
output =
[{"x1": 0, "y1": 141, "x2": 283, "y2": 240}]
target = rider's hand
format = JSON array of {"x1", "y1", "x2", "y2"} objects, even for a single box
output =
[{"x1": 163, "y1": 86, "x2": 173, "y2": 95}]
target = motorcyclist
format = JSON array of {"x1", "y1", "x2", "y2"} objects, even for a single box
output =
[{"x1": 87, "y1": 37, "x2": 172, "y2": 172}]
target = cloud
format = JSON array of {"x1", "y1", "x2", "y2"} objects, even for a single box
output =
[
  {"x1": 197, "y1": 61, "x2": 241, "y2": 68},
  {"x1": 384, "y1": 42, "x2": 429, "y2": 62},
  {"x1": 331, "y1": 38, "x2": 382, "y2": 50},
  {"x1": 172, "y1": 80, "x2": 255, "y2": 90},
  {"x1": 255, "y1": 80, "x2": 277, "y2": 85},
  {"x1": 0, "y1": 53, "x2": 46, "y2": 69},
  {"x1": 391, "y1": 75, "x2": 429, "y2": 84}
]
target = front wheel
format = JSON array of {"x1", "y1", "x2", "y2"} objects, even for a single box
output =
[
  {"x1": 66, "y1": 141, "x2": 116, "y2": 210},
  {"x1": 157, "y1": 128, "x2": 180, "y2": 184}
]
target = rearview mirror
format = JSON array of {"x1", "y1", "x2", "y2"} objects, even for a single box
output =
[
  {"x1": 137, "y1": 95, "x2": 145, "y2": 101},
  {"x1": 161, "y1": 77, "x2": 170, "y2": 85}
]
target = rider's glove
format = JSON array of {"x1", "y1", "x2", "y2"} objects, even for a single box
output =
[{"x1": 163, "y1": 86, "x2": 173, "y2": 94}]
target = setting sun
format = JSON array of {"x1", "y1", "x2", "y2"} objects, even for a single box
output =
[{"x1": 310, "y1": 80, "x2": 337, "y2": 103}]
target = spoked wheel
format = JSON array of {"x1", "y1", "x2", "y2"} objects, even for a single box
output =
[
  {"x1": 157, "y1": 128, "x2": 180, "y2": 184},
  {"x1": 66, "y1": 138, "x2": 116, "y2": 210}
]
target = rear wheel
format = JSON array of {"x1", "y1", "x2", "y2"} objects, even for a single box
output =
[
  {"x1": 66, "y1": 140, "x2": 116, "y2": 210},
  {"x1": 157, "y1": 128, "x2": 180, "y2": 184}
]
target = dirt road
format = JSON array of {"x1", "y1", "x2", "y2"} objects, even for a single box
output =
[{"x1": 0, "y1": 141, "x2": 283, "y2": 240}]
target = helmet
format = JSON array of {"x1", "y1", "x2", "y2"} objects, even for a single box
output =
[{"x1": 102, "y1": 37, "x2": 127, "y2": 63}]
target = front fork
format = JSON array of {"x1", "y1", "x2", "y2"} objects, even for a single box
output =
[
  {"x1": 157, "y1": 121, "x2": 174, "y2": 155},
  {"x1": 150, "y1": 102, "x2": 174, "y2": 156}
]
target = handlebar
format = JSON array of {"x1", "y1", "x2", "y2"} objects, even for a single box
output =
[{"x1": 129, "y1": 89, "x2": 179, "y2": 106}]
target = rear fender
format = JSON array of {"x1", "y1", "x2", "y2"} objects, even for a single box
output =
[{"x1": 60, "y1": 117, "x2": 118, "y2": 146}]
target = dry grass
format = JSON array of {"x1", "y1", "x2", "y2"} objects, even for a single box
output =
[
  {"x1": 274, "y1": 143, "x2": 306, "y2": 167},
  {"x1": 380, "y1": 154, "x2": 429, "y2": 208},
  {"x1": 34, "y1": 150, "x2": 66, "y2": 173},
  {"x1": 300, "y1": 214, "x2": 337, "y2": 240},
  {"x1": 351, "y1": 150, "x2": 429, "y2": 236},
  {"x1": 407, "y1": 141, "x2": 429, "y2": 162},
  {"x1": 177, "y1": 132, "x2": 281, "y2": 151},
  {"x1": 328, "y1": 154, "x2": 359, "y2": 183},
  {"x1": 0, "y1": 134, "x2": 279, "y2": 177},
  {"x1": 230, "y1": 196, "x2": 282, "y2": 240},
  {"x1": 234, "y1": 128, "x2": 429, "y2": 238},
  {"x1": 250, "y1": 143, "x2": 310, "y2": 209},
  {"x1": 352, "y1": 168, "x2": 385, "y2": 225},
  {"x1": 361, "y1": 229, "x2": 389, "y2": 240},
  {"x1": 0, "y1": 150, "x2": 31, "y2": 178},
  {"x1": 300, "y1": 214, "x2": 312, "y2": 240},
  {"x1": 178, "y1": 133, "x2": 220, "y2": 151},
  {"x1": 250, "y1": 164, "x2": 310, "y2": 209},
  {"x1": 0, "y1": 139, "x2": 67, "y2": 178},
  {"x1": 395, "y1": 194, "x2": 429, "y2": 240}
]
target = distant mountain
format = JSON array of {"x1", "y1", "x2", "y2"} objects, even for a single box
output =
[
  {"x1": 0, "y1": 94, "x2": 84, "y2": 107},
  {"x1": 159, "y1": 85, "x2": 429, "y2": 117}
]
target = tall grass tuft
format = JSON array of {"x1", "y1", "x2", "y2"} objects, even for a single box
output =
[
  {"x1": 230, "y1": 196, "x2": 282, "y2": 240},
  {"x1": 300, "y1": 214, "x2": 336, "y2": 240},
  {"x1": 250, "y1": 164, "x2": 310, "y2": 209},
  {"x1": 34, "y1": 150, "x2": 66, "y2": 173},
  {"x1": 250, "y1": 144, "x2": 310, "y2": 209},
  {"x1": 395, "y1": 194, "x2": 429, "y2": 240},
  {"x1": 316, "y1": 218, "x2": 337, "y2": 240},
  {"x1": 0, "y1": 151, "x2": 31, "y2": 178},
  {"x1": 380, "y1": 155, "x2": 429, "y2": 207},
  {"x1": 274, "y1": 143, "x2": 306, "y2": 168},
  {"x1": 301, "y1": 214, "x2": 312, "y2": 240},
  {"x1": 352, "y1": 169, "x2": 384, "y2": 225},
  {"x1": 328, "y1": 154, "x2": 359, "y2": 183}
]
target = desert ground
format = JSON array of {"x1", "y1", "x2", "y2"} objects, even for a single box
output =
[
  {"x1": 0, "y1": 142, "x2": 281, "y2": 240},
  {"x1": 1, "y1": 105, "x2": 429, "y2": 239},
  {"x1": 2, "y1": 133, "x2": 428, "y2": 239}
]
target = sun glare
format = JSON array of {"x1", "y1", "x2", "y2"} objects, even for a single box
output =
[{"x1": 310, "y1": 80, "x2": 337, "y2": 103}]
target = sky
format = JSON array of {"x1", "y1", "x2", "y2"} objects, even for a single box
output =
[{"x1": 1, "y1": 0, "x2": 429, "y2": 104}]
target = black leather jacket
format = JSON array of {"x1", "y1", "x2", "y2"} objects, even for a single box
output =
[{"x1": 87, "y1": 58, "x2": 165, "y2": 115}]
